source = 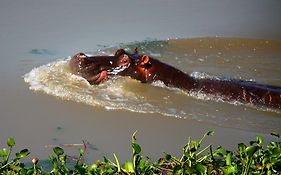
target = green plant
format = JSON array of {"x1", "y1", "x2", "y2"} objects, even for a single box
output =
[
  {"x1": 1, "y1": 131, "x2": 280, "y2": 175},
  {"x1": 0, "y1": 137, "x2": 40, "y2": 174}
]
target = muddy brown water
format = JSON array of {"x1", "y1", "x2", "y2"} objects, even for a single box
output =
[
  {"x1": 23, "y1": 37, "x2": 281, "y2": 161},
  {"x1": 1, "y1": 0, "x2": 281, "y2": 163}
]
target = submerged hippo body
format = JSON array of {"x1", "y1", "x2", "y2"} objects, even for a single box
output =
[{"x1": 69, "y1": 48, "x2": 281, "y2": 109}]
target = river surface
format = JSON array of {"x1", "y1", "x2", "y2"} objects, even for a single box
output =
[
  {"x1": 24, "y1": 38, "x2": 281, "y2": 132},
  {"x1": 1, "y1": 0, "x2": 281, "y2": 163}
]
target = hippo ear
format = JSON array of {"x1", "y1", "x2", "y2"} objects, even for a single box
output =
[
  {"x1": 115, "y1": 49, "x2": 126, "y2": 56},
  {"x1": 140, "y1": 55, "x2": 150, "y2": 65},
  {"x1": 134, "y1": 47, "x2": 138, "y2": 54}
]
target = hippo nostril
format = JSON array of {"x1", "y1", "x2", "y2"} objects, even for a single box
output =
[
  {"x1": 76, "y1": 53, "x2": 87, "y2": 60},
  {"x1": 78, "y1": 53, "x2": 85, "y2": 56}
]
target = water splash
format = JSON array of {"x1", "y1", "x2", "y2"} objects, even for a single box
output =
[{"x1": 24, "y1": 38, "x2": 281, "y2": 132}]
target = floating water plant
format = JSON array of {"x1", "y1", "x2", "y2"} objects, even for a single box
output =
[{"x1": 0, "y1": 131, "x2": 280, "y2": 174}]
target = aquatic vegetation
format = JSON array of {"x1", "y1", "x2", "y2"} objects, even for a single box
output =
[{"x1": 0, "y1": 131, "x2": 280, "y2": 174}]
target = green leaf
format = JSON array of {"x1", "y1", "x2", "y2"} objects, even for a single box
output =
[
  {"x1": 195, "y1": 163, "x2": 207, "y2": 174},
  {"x1": 164, "y1": 153, "x2": 172, "y2": 161},
  {"x1": 49, "y1": 154, "x2": 56, "y2": 162},
  {"x1": 185, "y1": 167, "x2": 196, "y2": 174},
  {"x1": 238, "y1": 143, "x2": 246, "y2": 153},
  {"x1": 206, "y1": 131, "x2": 215, "y2": 136},
  {"x1": 0, "y1": 148, "x2": 8, "y2": 157},
  {"x1": 132, "y1": 143, "x2": 141, "y2": 154},
  {"x1": 79, "y1": 149, "x2": 85, "y2": 156},
  {"x1": 26, "y1": 169, "x2": 34, "y2": 175},
  {"x1": 138, "y1": 159, "x2": 147, "y2": 170},
  {"x1": 87, "y1": 163, "x2": 97, "y2": 172},
  {"x1": 270, "y1": 157, "x2": 280, "y2": 164},
  {"x1": 173, "y1": 164, "x2": 182, "y2": 174},
  {"x1": 226, "y1": 153, "x2": 232, "y2": 166},
  {"x1": 132, "y1": 130, "x2": 138, "y2": 142},
  {"x1": 268, "y1": 142, "x2": 279, "y2": 150},
  {"x1": 222, "y1": 165, "x2": 237, "y2": 175},
  {"x1": 75, "y1": 164, "x2": 86, "y2": 174},
  {"x1": 103, "y1": 156, "x2": 110, "y2": 163},
  {"x1": 270, "y1": 147, "x2": 281, "y2": 157},
  {"x1": 123, "y1": 161, "x2": 134, "y2": 173},
  {"x1": 49, "y1": 155, "x2": 59, "y2": 169},
  {"x1": 256, "y1": 135, "x2": 264, "y2": 145},
  {"x1": 191, "y1": 140, "x2": 200, "y2": 152},
  {"x1": 7, "y1": 137, "x2": 15, "y2": 147},
  {"x1": 114, "y1": 153, "x2": 121, "y2": 172},
  {"x1": 59, "y1": 154, "x2": 67, "y2": 163},
  {"x1": 53, "y1": 146, "x2": 64, "y2": 156},
  {"x1": 246, "y1": 145, "x2": 259, "y2": 157},
  {"x1": 16, "y1": 149, "x2": 30, "y2": 158},
  {"x1": 213, "y1": 146, "x2": 227, "y2": 157}
]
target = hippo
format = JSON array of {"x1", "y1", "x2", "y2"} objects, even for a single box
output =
[{"x1": 69, "y1": 48, "x2": 281, "y2": 109}]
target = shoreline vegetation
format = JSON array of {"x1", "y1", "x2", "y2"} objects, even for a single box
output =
[{"x1": 0, "y1": 131, "x2": 280, "y2": 175}]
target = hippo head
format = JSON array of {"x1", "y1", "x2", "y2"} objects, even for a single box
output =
[{"x1": 69, "y1": 48, "x2": 152, "y2": 84}]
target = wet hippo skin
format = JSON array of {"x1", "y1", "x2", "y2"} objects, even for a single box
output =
[{"x1": 69, "y1": 48, "x2": 281, "y2": 109}]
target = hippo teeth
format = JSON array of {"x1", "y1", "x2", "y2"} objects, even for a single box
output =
[{"x1": 108, "y1": 64, "x2": 130, "y2": 75}]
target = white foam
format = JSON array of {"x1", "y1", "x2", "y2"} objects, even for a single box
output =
[
  {"x1": 22, "y1": 60, "x2": 259, "y2": 114},
  {"x1": 191, "y1": 71, "x2": 220, "y2": 80},
  {"x1": 24, "y1": 57, "x2": 279, "y2": 130}
]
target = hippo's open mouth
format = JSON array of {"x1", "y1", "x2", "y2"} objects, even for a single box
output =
[
  {"x1": 69, "y1": 51, "x2": 133, "y2": 84},
  {"x1": 87, "y1": 64, "x2": 131, "y2": 84},
  {"x1": 87, "y1": 70, "x2": 108, "y2": 84},
  {"x1": 107, "y1": 64, "x2": 131, "y2": 75}
]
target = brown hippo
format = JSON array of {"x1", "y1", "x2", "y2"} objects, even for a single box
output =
[{"x1": 69, "y1": 48, "x2": 281, "y2": 109}]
